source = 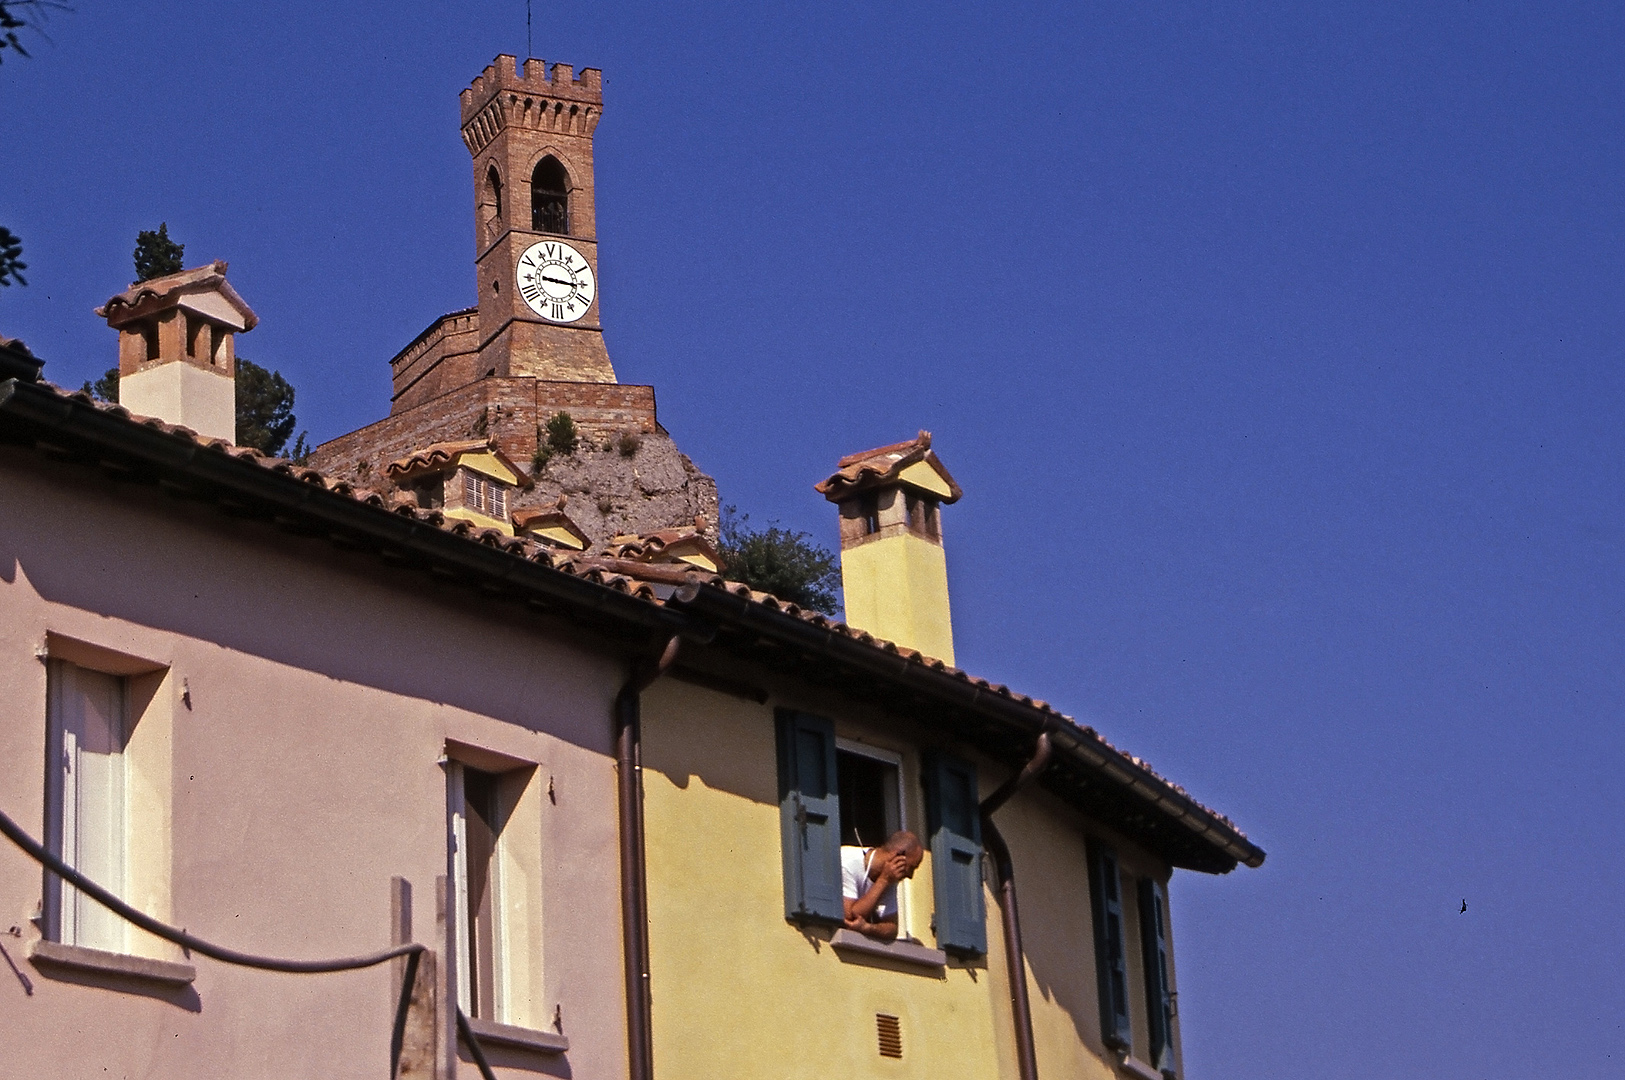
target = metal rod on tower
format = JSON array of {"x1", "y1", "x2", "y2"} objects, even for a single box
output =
[{"x1": 527, "y1": 0, "x2": 532, "y2": 59}]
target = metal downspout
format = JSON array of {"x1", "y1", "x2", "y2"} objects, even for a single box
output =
[
  {"x1": 979, "y1": 731, "x2": 1054, "y2": 1080},
  {"x1": 616, "y1": 634, "x2": 680, "y2": 1080}
]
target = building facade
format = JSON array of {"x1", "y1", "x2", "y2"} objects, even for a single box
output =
[{"x1": 0, "y1": 53, "x2": 1263, "y2": 1080}]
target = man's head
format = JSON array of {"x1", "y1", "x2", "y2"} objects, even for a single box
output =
[{"x1": 877, "y1": 830, "x2": 925, "y2": 879}]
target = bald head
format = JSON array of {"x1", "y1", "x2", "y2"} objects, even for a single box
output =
[{"x1": 882, "y1": 830, "x2": 923, "y2": 857}]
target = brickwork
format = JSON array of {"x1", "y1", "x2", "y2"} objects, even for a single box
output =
[
  {"x1": 314, "y1": 56, "x2": 720, "y2": 552},
  {"x1": 389, "y1": 309, "x2": 482, "y2": 412},
  {"x1": 463, "y1": 55, "x2": 615, "y2": 385},
  {"x1": 311, "y1": 376, "x2": 712, "y2": 550}
]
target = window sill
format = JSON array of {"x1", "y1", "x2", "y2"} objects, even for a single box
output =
[
  {"x1": 464, "y1": 1016, "x2": 569, "y2": 1055},
  {"x1": 830, "y1": 928, "x2": 947, "y2": 969},
  {"x1": 27, "y1": 939, "x2": 196, "y2": 987},
  {"x1": 1117, "y1": 1054, "x2": 1168, "y2": 1080}
]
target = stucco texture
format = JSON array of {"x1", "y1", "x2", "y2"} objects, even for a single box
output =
[
  {"x1": 0, "y1": 449, "x2": 628, "y2": 1079},
  {"x1": 639, "y1": 675, "x2": 1175, "y2": 1080}
]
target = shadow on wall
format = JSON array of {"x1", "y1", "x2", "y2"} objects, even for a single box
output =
[{"x1": 0, "y1": 462, "x2": 622, "y2": 756}]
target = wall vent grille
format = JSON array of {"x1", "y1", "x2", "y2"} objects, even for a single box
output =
[{"x1": 876, "y1": 1013, "x2": 903, "y2": 1059}]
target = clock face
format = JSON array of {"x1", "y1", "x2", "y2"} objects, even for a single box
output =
[{"x1": 516, "y1": 240, "x2": 596, "y2": 324}]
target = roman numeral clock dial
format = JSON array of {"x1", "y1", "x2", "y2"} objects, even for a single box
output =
[{"x1": 516, "y1": 240, "x2": 596, "y2": 324}]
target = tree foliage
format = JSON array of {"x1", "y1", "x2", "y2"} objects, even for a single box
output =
[
  {"x1": 1, "y1": 2, "x2": 72, "y2": 290},
  {"x1": 235, "y1": 359, "x2": 308, "y2": 459},
  {"x1": 545, "y1": 411, "x2": 578, "y2": 456},
  {"x1": 0, "y1": 226, "x2": 24, "y2": 287},
  {"x1": 0, "y1": 2, "x2": 66, "y2": 66},
  {"x1": 82, "y1": 366, "x2": 117, "y2": 401},
  {"x1": 133, "y1": 222, "x2": 185, "y2": 281},
  {"x1": 718, "y1": 505, "x2": 841, "y2": 614},
  {"x1": 533, "y1": 411, "x2": 579, "y2": 472}
]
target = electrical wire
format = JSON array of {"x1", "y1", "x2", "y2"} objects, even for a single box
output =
[
  {"x1": 457, "y1": 1007, "x2": 500, "y2": 1080},
  {"x1": 0, "y1": 804, "x2": 424, "y2": 973}
]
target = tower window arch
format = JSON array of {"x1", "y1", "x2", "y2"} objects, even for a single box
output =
[
  {"x1": 486, "y1": 165, "x2": 504, "y2": 222},
  {"x1": 531, "y1": 156, "x2": 569, "y2": 235}
]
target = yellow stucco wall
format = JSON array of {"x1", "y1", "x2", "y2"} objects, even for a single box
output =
[
  {"x1": 640, "y1": 677, "x2": 1178, "y2": 1080},
  {"x1": 840, "y1": 533, "x2": 955, "y2": 665},
  {"x1": 442, "y1": 506, "x2": 514, "y2": 535}
]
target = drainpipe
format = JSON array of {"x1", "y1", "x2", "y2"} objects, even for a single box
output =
[
  {"x1": 616, "y1": 634, "x2": 680, "y2": 1080},
  {"x1": 979, "y1": 730, "x2": 1054, "y2": 1080}
]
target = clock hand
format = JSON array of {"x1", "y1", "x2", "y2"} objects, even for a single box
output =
[{"x1": 541, "y1": 275, "x2": 578, "y2": 287}]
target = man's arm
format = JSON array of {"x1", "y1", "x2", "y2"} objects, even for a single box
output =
[{"x1": 843, "y1": 851, "x2": 907, "y2": 941}]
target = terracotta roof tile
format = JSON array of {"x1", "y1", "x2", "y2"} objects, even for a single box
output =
[
  {"x1": 6, "y1": 378, "x2": 1254, "y2": 858},
  {"x1": 814, "y1": 429, "x2": 963, "y2": 503},
  {"x1": 385, "y1": 439, "x2": 534, "y2": 489},
  {"x1": 94, "y1": 260, "x2": 259, "y2": 331}
]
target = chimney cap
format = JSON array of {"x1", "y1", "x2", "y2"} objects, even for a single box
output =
[
  {"x1": 95, "y1": 260, "x2": 258, "y2": 332},
  {"x1": 815, "y1": 430, "x2": 962, "y2": 504}
]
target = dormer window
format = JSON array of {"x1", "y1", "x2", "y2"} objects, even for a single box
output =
[
  {"x1": 463, "y1": 471, "x2": 509, "y2": 519},
  {"x1": 531, "y1": 156, "x2": 569, "y2": 235}
]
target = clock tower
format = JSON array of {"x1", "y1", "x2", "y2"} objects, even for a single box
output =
[{"x1": 461, "y1": 56, "x2": 616, "y2": 384}]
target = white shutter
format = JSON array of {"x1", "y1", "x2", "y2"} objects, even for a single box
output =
[{"x1": 55, "y1": 663, "x2": 127, "y2": 953}]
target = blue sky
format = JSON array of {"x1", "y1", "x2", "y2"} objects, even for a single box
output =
[{"x1": 4, "y1": 2, "x2": 1622, "y2": 1076}]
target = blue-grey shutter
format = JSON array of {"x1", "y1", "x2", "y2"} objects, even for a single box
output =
[
  {"x1": 1139, "y1": 878, "x2": 1177, "y2": 1076},
  {"x1": 922, "y1": 751, "x2": 986, "y2": 956},
  {"x1": 1088, "y1": 841, "x2": 1133, "y2": 1050},
  {"x1": 774, "y1": 709, "x2": 843, "y2": 924}
]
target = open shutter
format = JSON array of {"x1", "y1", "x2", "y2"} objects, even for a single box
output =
[
  {"x1": 922, "y1": 751, "x2": 986, "y2": 956},
  {"x1": 774, "y1": 709, "x2": 843, "y2": 924},
  {"x1": 1139, "y1": 878, "x2": 1177, "y2": 1076},
  {"x1": 1088, "y1": 841, "x2": 1133, "y2": 1050}
]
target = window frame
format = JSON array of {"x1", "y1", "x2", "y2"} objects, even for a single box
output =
[
  {"x1": 42, "y1": 659, "x2": 130, "y2": 953},
  {"x1": 835, "y1": 738, "x2": 912, "y2": 938},
  {"x1": 447, "y1": 759, "x2": 512, "y2": 1023},
  {"x1": 530, "y1": 156, "x2": 570, "y2": 236}
]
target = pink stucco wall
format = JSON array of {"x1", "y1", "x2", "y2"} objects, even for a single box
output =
[{"x1": 0, "y1": 447, "x2": 629, "y2": 1078}]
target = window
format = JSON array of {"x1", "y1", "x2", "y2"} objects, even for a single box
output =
[
  {"x1": 837, "y1": 741, "x2": 909, "y2": 935},
  {"x1": 1088, "y1": 842, "x2": 1133, "y2": 1051},
  {"x1": 43, "y1": 661, "x2": 128, "y2": 953},
  {"x1": 450, "y1": 764, "x2": 504, "y2": 1019},
  {"x1": 1138, "y1": 879, "x2": 1178, "y2": 1076},
  {"x1": 462, "y1": 471, "x2": 509, "y2": 519},
  {"x1": 446, "y1": 754, "x2": 545, "y2": 1029},
  {"x1": 775, "y1": 711, "x2": 987, "y2": 955},
  {"x1": 531, "y1": 156, "x2": 569, "y2": 235},
  {"x1": 487, "y1": 164, "x2": 504, "y2": 222}
]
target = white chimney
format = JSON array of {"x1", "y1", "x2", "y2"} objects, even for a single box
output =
[{"x1": 95, "y1": 260, "x2": 256, "y2": 442}]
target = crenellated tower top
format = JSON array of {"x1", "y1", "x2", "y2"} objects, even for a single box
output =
[
  {"x1": 460, "y1": 54, "x2": 616, "y2": 386},
  {"x1": 460, "y1": 56, "x2": 602, "y2": 155}
]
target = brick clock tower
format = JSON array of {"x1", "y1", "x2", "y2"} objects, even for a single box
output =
[
  {"x1": 462, "y1": 59, "x2": 615, "y2": 384},
  {"x1": 311, "y1": 55, "x2": 719, "y2": 552}
]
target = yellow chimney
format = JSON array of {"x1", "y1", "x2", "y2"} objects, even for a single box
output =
[
  {"x1": 95, "y1": 261, "x2": 257, "y2": 442},
  {"x1": 816, "y1": 431, "x2": 962, "y2": 665}
]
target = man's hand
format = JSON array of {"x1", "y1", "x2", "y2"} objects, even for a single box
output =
[
  {"x1": 844, "y1": 914, "x2": 899, "y2": 942},
  {"x1": 878, "y1": 850, "x2": 911, "y2": 886}
]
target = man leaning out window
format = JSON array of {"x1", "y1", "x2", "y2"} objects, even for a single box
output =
[{"x1": 841, "y1": 830, "x2": 924, "y2": 943}]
